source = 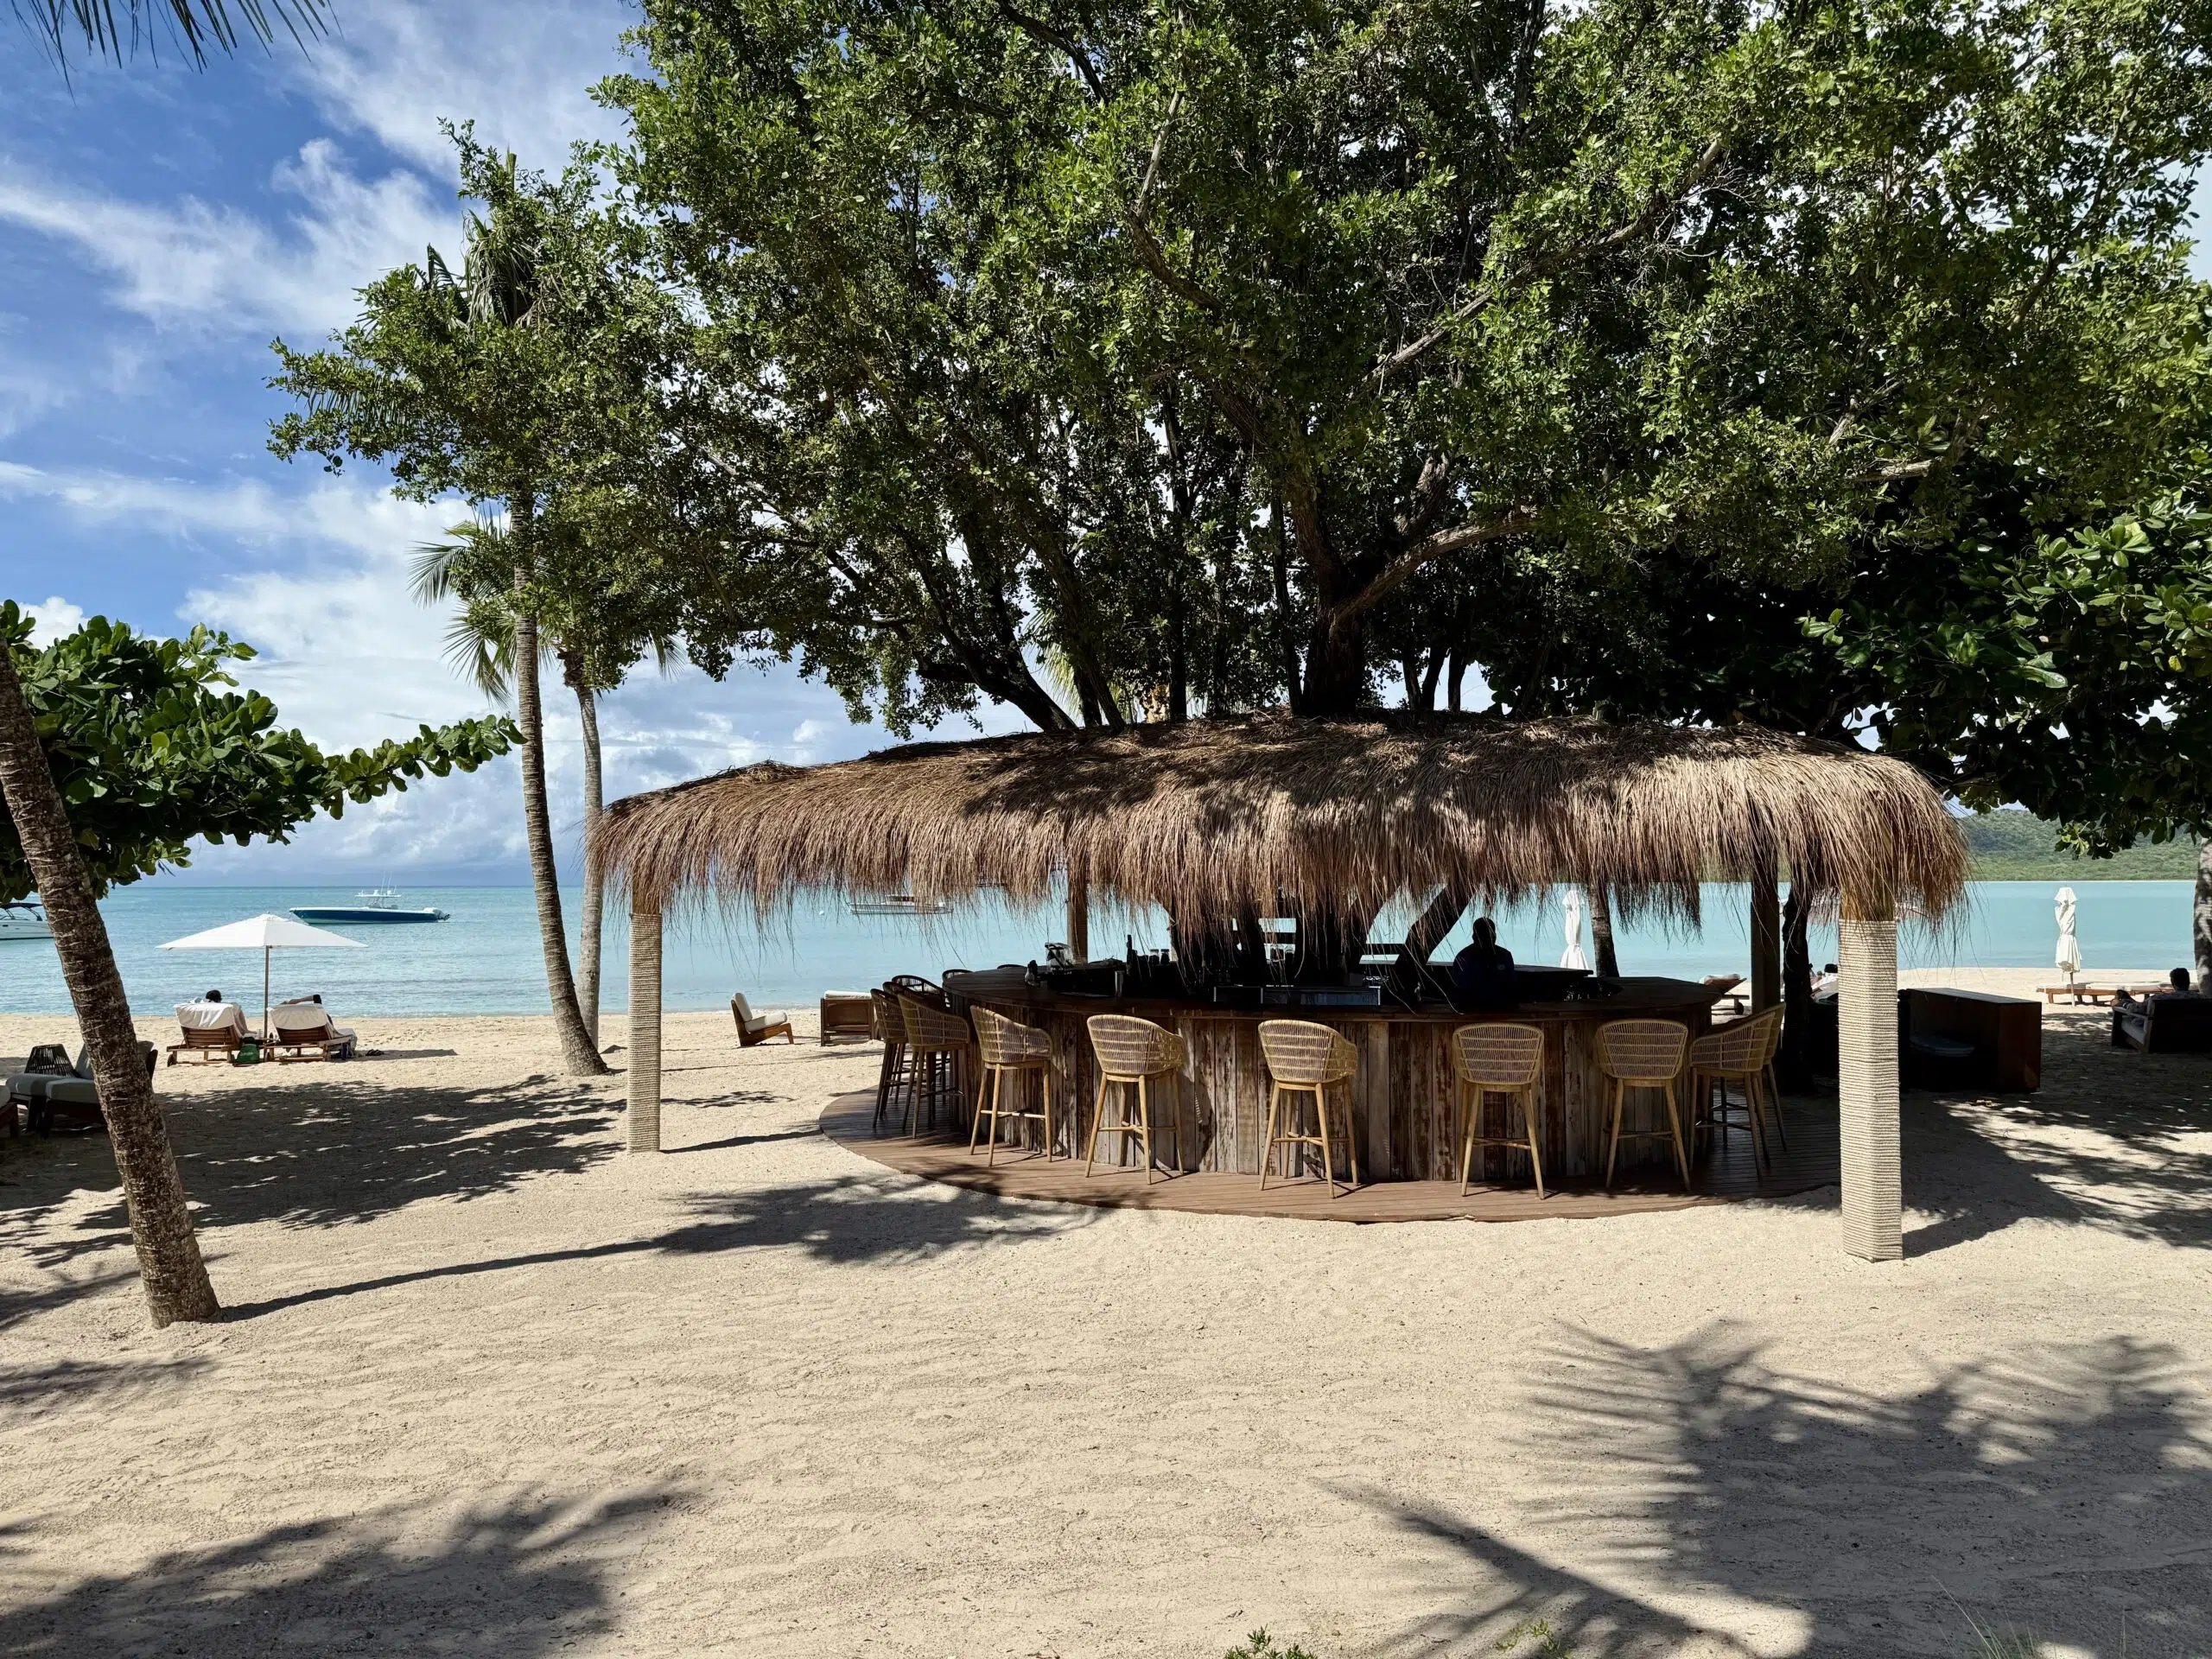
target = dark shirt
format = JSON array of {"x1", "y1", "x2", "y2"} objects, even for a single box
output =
[{"x1": 1450, "y1": 944, "x2": 1516, "y2": 1007}]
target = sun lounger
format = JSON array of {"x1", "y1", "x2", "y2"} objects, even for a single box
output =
[
  {"x1": 2038, "y1": 983, "x2": 2144, "y2": 1006},
  {"x1": 168, "y1": 1000, "x2": 250, "y2": 1065},
  {"x1": 732, "y1": 994, "x2": 795, "y2": 1047},
  {"x1": 267, "y1": 1001, "x2": 357, "y2": 1061}
]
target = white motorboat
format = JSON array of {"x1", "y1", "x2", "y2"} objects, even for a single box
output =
[
  {"x1": 849, "y1": 894, "x2": 954, "y2": 917},
  {"x1": 0, "y1": 899, "x2": 51, "y2": 940},
  {"x1": 290, "y1": 888, "x2": 448, "y2": 925}
]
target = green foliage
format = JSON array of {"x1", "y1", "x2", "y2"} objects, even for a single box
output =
[
  {"x1": 606, "y1": 0, "x2": 2212, "y2": 736},
  {"x1": 0, "y1": 602, "x2": 515, "y2": 902},
  {"x1": 1223, "y1": 1630, "x2": 1316, "y2": 1659}
]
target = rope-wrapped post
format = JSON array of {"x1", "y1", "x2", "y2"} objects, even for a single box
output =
[
  {"x1": 627, "y1": 899, "x2": 663, "y2": 1154},
  {"x1": 1838, "y1": 897, "x2": 1901, "y2": 1261}
]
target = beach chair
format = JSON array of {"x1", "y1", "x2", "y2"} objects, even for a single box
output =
[
  {"x1": 731, "y1": 993, "x2": 795, "y2": 1047},
  {"x1": 8, "y1": 1044, "x2": 156, "y2": 1134},
  {"x1": 267, "y1": 1001, "x2": 357, "y2": 1062},
  {"x1": 168, "y1": 1000, "x2": 249, "y2": 1065}
]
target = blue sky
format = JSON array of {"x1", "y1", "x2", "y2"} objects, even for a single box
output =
[
  {"x1": 1, "y1": 8, "x2": 2207, "y2": 886},
  {"x1": 0, "y1": 2, "x2": 1021, "y2": 887}
]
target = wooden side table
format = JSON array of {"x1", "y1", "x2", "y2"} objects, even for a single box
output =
[{"x1": 819, "y1": 992, "x2": 876, "y2": 1046}]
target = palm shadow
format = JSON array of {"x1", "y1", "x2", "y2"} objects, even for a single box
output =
[
  {"x1": 0, "y1": 1489, "x2": 674, "y2": 1657},
  {"x1": 0, "y1": 1071, "x2": 620, "y2": 1271},
  {"x1": 226, "y1": 1168, "x2": 1098, "y2": 1319},
  {"x1": 1904, "y1": 1010, "x2": 2212, "y2": 1255},
  {"x1": 1352, "y1": 1324, "x2": 2212, "y2": 1656}
]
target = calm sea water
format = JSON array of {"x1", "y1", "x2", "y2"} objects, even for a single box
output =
[{"x1": 0, "y1": 880, "x2": 2195, "y2": 1019}]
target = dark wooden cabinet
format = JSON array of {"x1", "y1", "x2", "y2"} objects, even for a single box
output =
[{"x1": 1902, "y1": 988, "x2": 2042, "y2": 1092}]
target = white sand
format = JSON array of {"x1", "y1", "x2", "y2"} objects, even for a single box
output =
[{"x1": 3, "y1": 999, "x2": 2209, "y2": 1658}]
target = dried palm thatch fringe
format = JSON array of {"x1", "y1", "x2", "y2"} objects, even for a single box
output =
[{"x1": 595, "y1": 713, "x2": 1968, "y2": 926}]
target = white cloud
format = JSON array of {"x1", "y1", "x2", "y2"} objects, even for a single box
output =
[
  {"x1": 294, "y1": 1, "x2": 635, "y2": 176},
  {"x1": 24, "y1": 594, "x2": 84, "y2": 645},
  {"x1": 0, "y1": 139, "x2": 450, "y2": 339}
]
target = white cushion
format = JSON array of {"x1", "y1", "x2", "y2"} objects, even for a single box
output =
[{"x1": 270, "y1": 1004, "x2": 337, "y2": 1033}]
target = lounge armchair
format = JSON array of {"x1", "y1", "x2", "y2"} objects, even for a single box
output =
[
  {"x1": 268, "y1": 1000, "x2": 357, "y2": 1061},
  {"x1": 732, "y1": 994, "x2": 795, "y2": 1047},
  {"x1": 2112, "y1": 994, "x2": 2212, "y2": 1053},
  {"x1": 6, "y1": 1043, "x2": 156, "y2": 1134},
  {"x1": 168, "y1": 1000, "x2": 249, "y2": 1065}
]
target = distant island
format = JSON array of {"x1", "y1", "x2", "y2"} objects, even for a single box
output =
[{"x1": 1961, "y1": 809, "x2": 2201, "y2": 880}]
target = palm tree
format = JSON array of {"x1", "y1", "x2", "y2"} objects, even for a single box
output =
[
  {"x1": 414, "y1": 516, "x2": 672, "y2": 1044},
  {"x1": 12, "y1": 2, "x2": 327, "y2": 67}
]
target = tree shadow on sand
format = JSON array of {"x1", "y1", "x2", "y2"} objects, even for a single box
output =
[
  {"x1": 1350, "y1": 1325, "x2": 2212, "y2": 1657},
  {"x1": 1903, "y1": 1012, "x2": 2212, "y2": 1255},
  {"x1": 225, "y1": 1168, "x2": 1099, "y2": 1319},
  {"x1": 0, "y1": 1072, "x2": 620, "y2": 1270},
  {"x1": 0, "y1": 1489, "x2": 675, "y2": 1657}
]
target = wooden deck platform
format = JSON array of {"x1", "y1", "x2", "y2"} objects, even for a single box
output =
[{"x1": 821, "y1": 1092, "x2": 1841, "y2": 1224}]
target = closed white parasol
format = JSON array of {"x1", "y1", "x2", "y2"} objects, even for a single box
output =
[
  {"x1": 160, "y1": 912, "x2": 363, "y2": 1039},
  {"x1": 1560, "y1": 888, "x2": 1591, "y2": 971},
  {"x1": 2054, "y1": 887, "x2": 2082, "y2": 988}
]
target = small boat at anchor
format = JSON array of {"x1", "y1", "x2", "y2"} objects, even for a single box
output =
[
  {"x1": 849, "y1": 894, "x2": 954, "y2": 917},
  {"x1": 291, "y1": 888, "x2": 449, "y2": 925},
  {"x1": 0, "y1": 899, "x2": 52, "y2": 940}
]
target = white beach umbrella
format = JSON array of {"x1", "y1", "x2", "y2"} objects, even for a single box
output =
[
  {"x1": 2054, "y1": 887, "x2": 2082, "y2": 987},
  {"x1": 159, "y1": 912, "x2": 363, "y2": 1039},
  {"x1": 1560, "y1": 887, "x2": 1591, "y2": 971}
]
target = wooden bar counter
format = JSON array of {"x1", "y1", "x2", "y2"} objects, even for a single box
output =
[{"x1": 944, "y1": 968, "x2": 1726, "y2": 1183}]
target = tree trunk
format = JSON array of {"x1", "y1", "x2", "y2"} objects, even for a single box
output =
[
  {"x1": 573, "y1": 673, "x2": 604, "y2": 1046},
  {"x1": 1589, "y1": 887, "x2": 1620, "y2": 977},
  {"x1": 2196, "y1": 836, "x2": 2212, "y2": 992},
  {"x1": 511, "y1": 545, "x2": 608, "y2": 1077},
  {"x1": 1404, "y1": 883, "x2": 1471, "y2": 966},
  {"x1": 0, "y1": 642, "x2": 219, "y2": 1325}
]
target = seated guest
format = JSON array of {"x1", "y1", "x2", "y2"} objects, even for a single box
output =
[
  {"x1": 1450, "y1": 918, "x2": 1517, "y2": 1007},
  {"x1": 174, "y1": 992, "x2": 246, "y2": 1033},
  {"x1": 2113, "y1": 968, "x2": 2198, "y2": 1048},
  {"x1": 1811, "y1": 963, "x2": 1840, "y2": 994}
]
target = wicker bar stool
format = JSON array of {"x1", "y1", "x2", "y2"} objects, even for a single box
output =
[
  {"x1": 1083, "y1": 1014, "x2": 1185, "y2": 1182},
  {"x1": 1257, "y1": 1019, "x2": 1362, "y2": 1197},
  {"x1": 1597, "y1": 1018, "x2": 1692, "y2": 1192},
  {"x1": 898, "y1": 995, "x2": 973, "y2": 1135},
  {"x1": 969, "y1": 1007, "x2": 1057, "y2": 1166},
  {"x1": 1452, "y1": 1022, "x2": 1548, "y2": 1198},
  {"x1": 870, "y1": 988, "x2": 912, "y2": 1135},
  {"x1": 1688, "y1": 1007, "x2": 1784, "y2": 1169}
]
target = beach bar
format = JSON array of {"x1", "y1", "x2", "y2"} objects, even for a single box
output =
[{"x1": 599, "y1": 713, "x2": 1967, "y2": 1261}]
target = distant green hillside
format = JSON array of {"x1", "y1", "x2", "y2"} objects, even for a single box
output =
[{"x1": 1961, "y1": 810, "x2": 2200, "y2": 880}]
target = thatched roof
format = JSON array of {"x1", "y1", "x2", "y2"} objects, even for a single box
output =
[{"x1": 598, "y1": 713, "x2": 1967, "y2": 923}]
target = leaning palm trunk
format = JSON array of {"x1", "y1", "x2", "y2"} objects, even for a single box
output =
[
  {"x1": 2196, "y1": 837, "x2": 2212, "y2": 992},
  {"x1": 0, "y1": 643, "x2": 219, "y2": 1325},
  {"x1": 511, "y1": 570, "x2": 608, "y2": 1077},
  {"x1": 574, "y1": 677, "x2": 604, "y2": 1043},
  {"x1": 1588, "y1": 887, "x2": 1620, "y2": 978}
]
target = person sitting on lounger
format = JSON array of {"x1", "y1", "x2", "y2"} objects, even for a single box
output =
[{"x1": 272, "y1": 995, "x2": 357, "y2": 1058}]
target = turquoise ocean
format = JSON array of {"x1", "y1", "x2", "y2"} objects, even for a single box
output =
[{"x1": 0, "y1": 880, "x2": 2196, "y2": 1018}]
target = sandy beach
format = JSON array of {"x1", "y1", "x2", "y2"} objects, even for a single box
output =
[{"x1": 3, "y1": 984, "x2": 2209, "y2": 1657}]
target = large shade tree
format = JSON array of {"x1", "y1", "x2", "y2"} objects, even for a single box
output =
[{"x1": 0, "y1": 607, "x2": 512, "y2": 1325}]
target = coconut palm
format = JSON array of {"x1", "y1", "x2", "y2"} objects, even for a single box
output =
[{"x1": 414, "y1": 514, "x2": 675, "y2": 1043}]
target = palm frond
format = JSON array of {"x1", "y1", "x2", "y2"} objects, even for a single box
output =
[
  {"x1": 444, "y1": 607, "x2": 515, "y2": 703},
  {"x1": 13, "y1": 0, "x2": 329, "y2": 69}
]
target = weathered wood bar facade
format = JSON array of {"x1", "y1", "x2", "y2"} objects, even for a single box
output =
[{"x1": 945, "y1": 967, "x2": 1721, "y2": 1181}]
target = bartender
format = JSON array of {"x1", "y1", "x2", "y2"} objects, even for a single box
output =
[{"x1": 1450, "y1": 917, "x2": 1517, "y2": 1007}]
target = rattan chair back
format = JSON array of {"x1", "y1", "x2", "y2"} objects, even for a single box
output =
[
  {"x1": 1596, "y1": 1019, "x2": 1688, "y2": 1084},
  {"x1": 973, "y1": 1005, "x2": 1049, "y2": 1066},
  {"x1": 1086, "y1": 1014, "x2": 1185, "y2": 1079},
  {"x1": 1688, "y1": 1007, "x2": 1783, "y2": 1074},
  {"x1": 1452, "y1": 1022, "x2": 1544, "y2": 1089},
  {"x1": 1258, "y1": 1019, "x2": 1357, "y2": 1086},
  {"x1": 899, "y1": 994, "x2": 971, "y2": 1051}
]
